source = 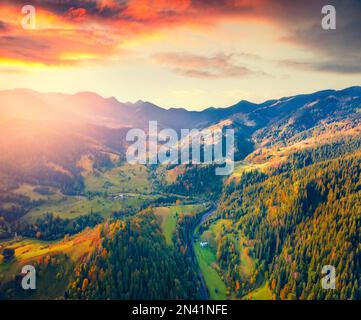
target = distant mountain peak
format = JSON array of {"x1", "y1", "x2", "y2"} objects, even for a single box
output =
[
  {"x1": 73, "y1": 91, "x2": 105, "y2": 99},
  {"x1": 1, "y1": 85, "x2": 360, "y2": 132},
  {"x1": 135, "y1": 101, "x2": 163, "y2": 112}
]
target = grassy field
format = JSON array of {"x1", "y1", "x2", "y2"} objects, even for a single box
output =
[
  {"x1": 209, "y1": 219, "x2": 256, "y2": 277},
  {"x1": 229, "y1": 161, "x2": 265, "y2": 180},
  {"x1": 194, "y1": 219, "x2": 233, "y2": 300},
  {"x1": 194, "y1": 218, "x2": 264, "y2": 300},
  {"x1": 242, "y1": 282, "x2": 274, "y2": 300},
  {"x1": 237, "y1": 233, "x2": 255, "y2": 277},
  {"x1": 25, "y1": 196, "x2": 117, "y2": 220},
  {"x1": 12, "y1": 184, "x2": 63, "y2": 202},
  {"x1": 0, "y1": 224, "x2": 105, "y2": 299},
  {"x1": 24, "y1": 194, "x2": 157, "y2": 222},
  {"x1": 194, "y1": 241, "x2": 227, "y2": 300},
  {"x1": 84, "y1": 164, "x2": 151, "y2": 194},
  {"x1": 153, "y1": 204, "x2": 205, "y2": 245},
  {"x1": 14, "y1": 163, "x2": 158, "y2": 222},
  {"x1": 1, "y1": 227, "x2": 101, "y2": 262},
  {"x1": 208, "y1": 220, "x2": 256, "y2": 278},
  {"x1": 0, "y1": 225, "x2": 102, "y2": 285}
]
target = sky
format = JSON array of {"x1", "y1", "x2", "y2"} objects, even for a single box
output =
[{"x1": 0, "y1": 0, "x2": 360, "y2": 110}]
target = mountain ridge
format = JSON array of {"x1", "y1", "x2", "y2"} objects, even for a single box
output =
[{"x1": 1, "y1": 86, "x2": 360, "y2": 130}]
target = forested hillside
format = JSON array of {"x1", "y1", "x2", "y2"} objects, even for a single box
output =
[
  {"x1": 66, "y1": 212, "x2": 201, "y2": 299},
  {"x1": 216, "y1": 141, "x2": 361, "y2": 299},
  {"x1": 1, "y1": 87, "x2": 361, "y2": 300}
]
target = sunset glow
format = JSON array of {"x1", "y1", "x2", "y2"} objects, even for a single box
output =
[{"x1": 0, "y1": 0, "x2": 361, "y2": 109}]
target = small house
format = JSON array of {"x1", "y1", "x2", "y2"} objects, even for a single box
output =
[{"x1": 200, "y1": 241, "x2": 208, "y2": 248}]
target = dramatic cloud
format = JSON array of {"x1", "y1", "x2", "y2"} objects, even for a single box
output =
[
  {"x1": 0, "y1": 0, "x2": 255, "y2": 67},
  {"x1": 1, "y1": 0, "x2": 126, "y2": 18},
  {"x1": 153, "y1": 52, "x2": 264, "y2": 78},
  {"x1": 0, "y1": 29, "x2": 120, "y2": 67},
  {"x1": 268, "y1": 0, "x2": 361, "y2": 74},
  {"x1": 0, "y1": 0, "x2": 360, "y2": 73}
]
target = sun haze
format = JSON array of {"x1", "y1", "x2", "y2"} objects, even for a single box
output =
[{"x1": 0, "y1": 0, "x2": 360, "y2": 109}]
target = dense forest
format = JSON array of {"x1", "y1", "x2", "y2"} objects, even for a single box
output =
[
  {"x1": 15, "y1": 212, "x2": 104, "y2": 241},
  {"x1": 66, "y1": 212, "x2": 201, "y2": 300},
  {"x1": 165, "y1": 164, "x2": 223, "y2": 198},
  {"x1": 1, "y1": 87, "x2": 361, "y2": 300},
  {"x1": 217, "y1": 143, "x2": 361, "y2": 299}
]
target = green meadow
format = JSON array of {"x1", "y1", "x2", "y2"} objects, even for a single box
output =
[
  {"x1": 194, "y1": 218, "x2": 267, "y2": 300},
  {"x1": 154, "y1": 204, "x2": 205, "y2": 246},
  {"x1": 194, "y1": 241, "x2": 227, "y2": 300},
  {"x1": 242, "y1": 282, "x2": 274, "y2": 300},
  {"x1": 24, "y1": 194, "x2": 157, "y2": 222},
  {"x1": 84, "y1": 164, "x2": 152, "y2": 194}
]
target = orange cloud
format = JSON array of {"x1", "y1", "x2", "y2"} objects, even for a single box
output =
[
  {"x1": 0, "y1": 0, "x2": 360, "y2": 75},
  {"x1": 153, "y1": 52, "x2": 266, "y2": 79},
  {"x1": 0, "y1": 3, "x2": 124, "y2": 68},
  {"x1": 65, "y1": 7, "x2": 88, "y2": 21}
]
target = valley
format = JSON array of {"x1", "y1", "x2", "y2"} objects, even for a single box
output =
[{"x1": 0, "y1": 87, "x2": 360, "y2": 300}]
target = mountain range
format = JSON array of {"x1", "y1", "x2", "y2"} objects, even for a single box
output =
[
  {"x1": 0, "y1": 86, "x2": 360, "y2": 191},
  {"x1": 1, "y1": 86, "x2": 360, "y2": 300},
  {"x1": 1, "y1": 86, "x2": 360, "y2": 130}
]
